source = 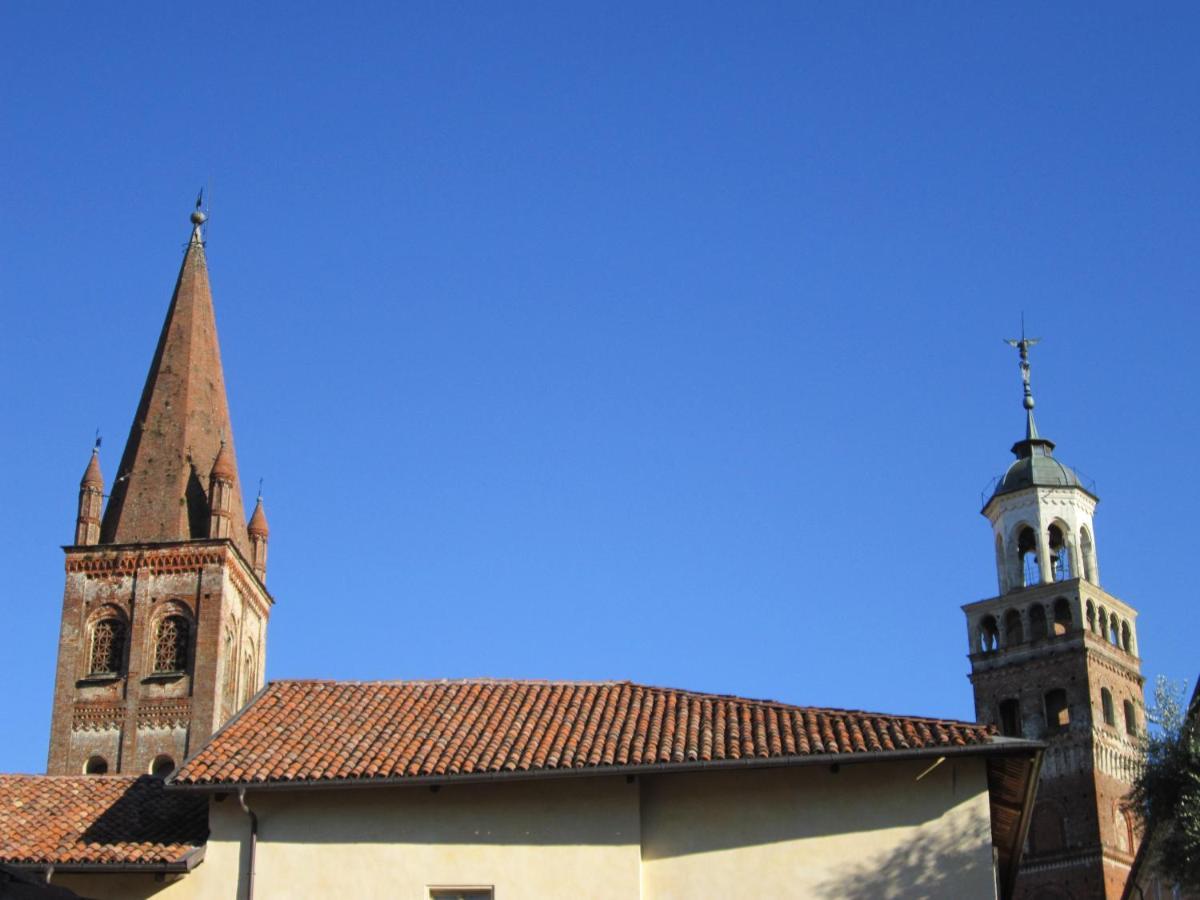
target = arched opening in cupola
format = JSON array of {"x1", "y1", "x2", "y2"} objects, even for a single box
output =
[
  {"x1": 1018, "y1": 526, "x2": 1040, "y2": 587},
  {"x1": 1049, "y1": 523, "x2": 1071, "y2": 581},
  {"x1": 1079, "y1": 525, "x2": 1096, "y2": 582}
]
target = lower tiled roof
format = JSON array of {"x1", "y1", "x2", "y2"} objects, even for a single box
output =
[
  {"x1": 0, "y1": 775, "x2": 206, "y2": 869},
  {"x1": 173, "y1": 679, "x2": 996, "y2": 787}
]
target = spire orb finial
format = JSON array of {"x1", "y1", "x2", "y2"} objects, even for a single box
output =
[{"x1": 190, "y1": 189, "x2": 207, "y2": 227}]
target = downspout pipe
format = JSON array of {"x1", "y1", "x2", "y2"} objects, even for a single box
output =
[{"x1": 237, "y1": 787, "x2": 258, "y2": 900}]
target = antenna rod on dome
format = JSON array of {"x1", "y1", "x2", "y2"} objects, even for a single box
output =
[{"x1": 1004, "y1": 318, "x2": 1041, "y2": 441}]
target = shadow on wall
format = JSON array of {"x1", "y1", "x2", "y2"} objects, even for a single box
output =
[{"x1": 812, "y1": 805, "x2": 993, "y2": 900}]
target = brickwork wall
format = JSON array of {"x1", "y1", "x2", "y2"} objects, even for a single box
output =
[
  {"x1": 46, "y1": 542, "x2": 270, "y2": 775},
  {"x1": 966, "y1": 582, "x2": 1145, "y2": 900}
]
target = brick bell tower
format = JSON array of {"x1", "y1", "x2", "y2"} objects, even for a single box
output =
[
  {"x1": 963, "y1": 336, "x2": 1144, "y2": 899},
  {"x1": 47, "y1": 202, "x2": 273, "y2": 777}
]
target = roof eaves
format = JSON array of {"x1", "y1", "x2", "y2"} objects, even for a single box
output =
[
  {"x1": 169, "y1": 738, "x2": 1037, "y2": 794},
  {"x1": 4, "y1": 846, "x2": 204, "y2": 875}
]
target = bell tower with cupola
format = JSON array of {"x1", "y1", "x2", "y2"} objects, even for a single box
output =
[
  {"x1": 46, "y1": 202, "x2": 274, "y2": 777},
  {"x1": 963, "y1": 335, "x2": 1145, "y2": 899}
]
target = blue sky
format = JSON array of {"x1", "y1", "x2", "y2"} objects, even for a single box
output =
[{"x1": 1, "y1": 3, "x2": 1197, "y2": 773}]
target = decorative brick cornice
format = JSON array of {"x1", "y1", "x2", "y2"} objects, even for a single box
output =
[
  {"x1": 71, "y1": 705, "x2": 123, "y2": 732},
  {"x1": 65, "y1": 544, "x2": 229, "y2": 577},
  {"x1": 1083, "y1": 645, "x2": 1144, "y2": 683},
  {"x1": 227, "y1": 561, "x2": 270, "y2": 615},
  {"x1": 136, "y1": 701, "x2": 192, "y2": 730}
]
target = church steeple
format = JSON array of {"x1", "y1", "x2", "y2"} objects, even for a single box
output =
[
  {"x1": 99, "y1": 204, "x2": 251, "y2": 558},
  {"x1": 964, "y1": 336, "x2": 1146, "y2": 899},
  {"x1": 47, "y1": 202, "x2": 273, "y2": 777}
]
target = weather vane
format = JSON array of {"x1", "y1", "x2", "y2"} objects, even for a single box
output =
[{"x1": 1004, "y1": 315, "x2": 1040, "y2": 413}]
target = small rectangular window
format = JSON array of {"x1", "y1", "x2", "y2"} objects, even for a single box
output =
[
  {"x1": 998, "y1": 698, "x2": 1022, "y2": 737},
  {"x1": 430, "y1": 889, "x2": 493, "y2": 900},
  {"x1": 1044, "y1": 689, "x2": 1070, "y2": 734}
]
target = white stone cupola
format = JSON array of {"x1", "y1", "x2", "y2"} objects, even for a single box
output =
[{"x1": 982, "y1": 335, "x2": 1100, "y2": 595}]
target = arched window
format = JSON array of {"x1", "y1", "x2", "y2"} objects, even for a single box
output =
[
  {"x1": 240, "y1": 646, "x2": 257, "y2": 707},
  {"x1": 1029, "y1": 604, "x2": 1048, "y2": 641},
  {"x1": 978, "y1": 616, "x2": 999, "y2": 653},
  {"x1": 998, "y1": 698, "x2": 1022, "y2": 737},
  {"x1": 1045, "y1": 689, "x2": 1070, "y2": 734},
  {"x1": 88, "y1": 618, "x2": 125, "y2": 676},
  {"x1": 1123, "y1": 700, "x2": 1137, "y2": 736},
  {"x1": 1004, "y1": 609, "x2": 1024, "y2": 646},
  {"x1": 1101, "y1": 688, "x2": 1115, "y2": 726},
  {"x1": 1109, "y1": 617, "x2": 1121, "y2": 647},
  {"x1": 84, "y1": 755, "x2": 108, "y2": 775},
  {"x1": 1018, "y1": 526, "x2": 1040, "y2": 587},
  {"x1": 1098, "y1": 607, "x2": 1109, "y2": 640},
  {"x1": 1121, "y1": 621, "x2": 1133, "y2": 654},
  {"x1": 1080, "y1": 526, "x2": 1095, "y2": 582},
  {"x1": 1048, "y1": 523, "x2": 1071, "y2": 581},
  {"x1": 150, "y1": 754, "x2": 176, "y2": 778},
  {"x1": 1086, "y1": 600, "x2": 1096, "y2": 632},
  {"x1": 222, "y1": 629, "x2": 236, "y2": 709},
  {"x1": 1052, "y1": 598, "x2": 1072, "y2": 636},
  {"x1": 153, "y1": 615, "x2": 189, "y2": 673}
]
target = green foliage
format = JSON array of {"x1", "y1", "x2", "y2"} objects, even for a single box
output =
[{"x1": 1129, "y1": 676, "x2": 1200, "y2": 890}]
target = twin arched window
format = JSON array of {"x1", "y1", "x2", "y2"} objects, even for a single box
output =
[
  {"x1": 88, "y1": 618, "x2": 126, "y2": 676},
  {"x1": 153, "y1": 615, "x2": 190, "y2": 673}
]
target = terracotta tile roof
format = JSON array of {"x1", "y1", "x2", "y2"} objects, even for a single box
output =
[
  {"x1": 0, "y1": 775, "x2": 206, "y2": 869},
  {"x1": 174, "y1": 679, "x2": 997, "y2": 787}
]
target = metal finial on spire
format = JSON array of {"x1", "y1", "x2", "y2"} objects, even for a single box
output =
[
  {"x1": 1004, "y1": 318, "x2": 1041, "y2": 441},
  {"x1": 190, "y1": 188, "x2": 207, "y2": 227},
  {"x1": 257, "y1": 477, "x2": 264, "y2": 501}
]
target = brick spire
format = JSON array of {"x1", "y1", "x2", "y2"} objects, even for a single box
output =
[{"x1": 99, "y1": 207, "x2": 250, "y2": 558}]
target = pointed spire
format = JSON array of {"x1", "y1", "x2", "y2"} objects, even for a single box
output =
[
  {"x1": 211, "y1": 440, "x2": 236, "y2": 481},
  {"x1": 75, "y1": 442, "x2": 104, "y2": 546},
  {"x1": 80, "y1": 446, "x2": 103, "y2": 489},
  {"x1": 248, "y1": 494, "x2": 269, "y2": 538},
  {"x1": 247, "y1": 492, "x2": 269, "y2": 582},
  {"x1": 100, "y1": 203, "x2": 251, "y2": 557}
]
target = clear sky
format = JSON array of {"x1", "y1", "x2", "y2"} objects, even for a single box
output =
[{"x1": 1, "y1": 3, "x2": 1197, "y2": 774}]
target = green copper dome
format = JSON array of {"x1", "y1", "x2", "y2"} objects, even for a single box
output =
[{"x1": 992, "y1": 441, "x2": 1085, "y2": 497}]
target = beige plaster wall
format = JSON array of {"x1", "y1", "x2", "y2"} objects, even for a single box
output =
[
  {"x1": 53, "y1": 758, "x2": 998, "y2": 900},
  {"x1": 639, "y1": 758, "x2": 997, "y2": 900},
  {"x1": 68, "y1": 776, "x2": 642, "y2": 900}
]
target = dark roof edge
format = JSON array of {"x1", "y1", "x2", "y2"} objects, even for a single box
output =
[
  {"x1": 998, "y1": 745, "x2": 1045, "y2": 900},
  {"x1": 3, "y1": 845, "x2": 205, "y2": 875},
  {"x1": 170, "y1": 739, "x2": 1044, "y2": 793}
]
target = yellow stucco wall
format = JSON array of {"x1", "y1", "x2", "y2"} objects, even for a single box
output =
[
  {"x1": 640, "y1": 758, "x2": 997, "y2": 900},
  {"x1": 53, "y1": 758, "x2": 998, "y2": 899}
]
